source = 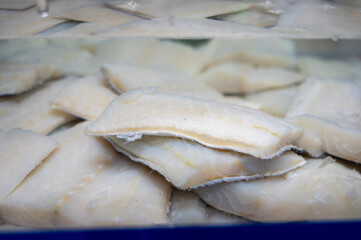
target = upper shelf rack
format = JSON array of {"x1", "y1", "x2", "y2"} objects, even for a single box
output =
[{"x1": 0, "y1": 0, "x2": 361, "y2": 39}]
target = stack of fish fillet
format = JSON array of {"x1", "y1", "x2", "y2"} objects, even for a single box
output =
[{"x1": 0, "y1": 38, "x2": 360, "y2": 229}]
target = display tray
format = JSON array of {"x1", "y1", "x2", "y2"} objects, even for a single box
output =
[{"x1": 1, "y1": 221, "x2": 361, "y2": 240}]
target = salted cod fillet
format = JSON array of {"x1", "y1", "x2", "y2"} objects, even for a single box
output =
[
  {"x1": 86, "y1": 88, "x2": 303, "y2": 159},
  {"x1": 107, "y1": 135, "x2": 305, "y2": 189},
  {"x1": 198, "y1": 62, "x2": 304, "y2": 94},
  {"x1": 51, "y1": 73, "x2": 304, "y2": 189},
  {"x1": 0, "y1": 129, "x2": 58, "y2": 201},
  {"x1": 96, "y1": 39, "x2": 207, "y2": 76},
  {"x1": 168, "y1": 189, "x2": 249, "y2": 225},
  {"x1": 201, "y1": 39, "x2": 296, "y2": 69},
  {"x1": 0, "y1": 122, "x2": 171, "y2": 227},
  {"x1": 287, "y1": 78, "x2": 361, "y2": 162},
  {"x1": 196, "y1": 157, "x2": 361, "y2": 222},
  {"x1": 245, "y1": 86, "x2": 299, "y2": 117},
  {"x1": 101, "y1": 63, "x2": 260, "y2": 109},
  {"x1": 0, "y1": 63, "x2": 54, "y2": 96},
  {"x1": 2, "y1": 47, "x2": 98, "y2": 78},
  {"x1": 106, "y1": 0, "x2": 252, "y2": 19},
  {"x1": 53, "y1": 74, "x2": 117, "y2": 120},
  {"x1": 0, "y1": 77, "x2": 76, "y2": 134}
]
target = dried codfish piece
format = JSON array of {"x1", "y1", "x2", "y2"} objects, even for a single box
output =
[
  {"x1": 57, "y1": 149, "x2": 170, "y2": 226},
  {"x1": 0, "y1": 77, "x2": 76, "y2": 134},
  {"x1": 50, "y1": 23, "x2": 110, "y2": 37},
  {"x1": 98, "y1": 17, "x2": 293, "y2": 38},
  {"x1": 102, "y1": 63, "x2": 218, "y2": 95},
  {"x1": 0, "y1": 129, "x2": 58, "y2": 201},
  {"x1": 286, "y1": 78, "x2": 361, "y2": 162},
  {"x1": 0, "y1": 63, "x2": 54, "y2": 96},
  {"x1": 331, "y1": 0, "x2": 361, "y2": 7},
  {"x1": 272, "y1": 1, "x2": 361, "y2": 38},
  {"x1": 0, "y1": 0, "x2": 35, "y2": 10},
  {"x1": 215, "y1": 7, "x2": 279, "y2": 27},
  {"x1": 201, "y1": 39, "x2": 296, "y2": 69},
  {"x1": 245, "y1": 86, "x2": 299, "y2": 117},
  {"x1": 106, "y1": 0, "x2": 252, "y2": 19},
  {"x1": 292, "y1": 116, "x2": 360, "y2": 163},
  {"x1": 102, "y1": 63, "x2": 261, "y2": 109},
  {"x1": 108, "y1": 135, "x2": 305, "y2": 189},
  {"x1": 87, "y1": 89, "x2": 303, "y2": 159},
  {"x1": 53, "y1": 74, "x2": 117, "y2": 120},
  {"x1": 298, "y1": 57, "x2": 361, "y2": 80},
  {"x1": 0, "y1": 8, "x2": 66, "y2": 37},
  {"x1": 2, "y1": 47, "x2": 98, "y2": 78},
  {"x1": 96, "y1": 39, "x2": 207, "y2": 76},
  {"x1": 168, "y1": 190, "x2": 248, "y2": 225},
  {"x1": 198, "y1": 62, "x2": 304, "y2": 94},
  {"x1": 52, "y1": 3, "x2": 141, "y2": 26},
  {"x1": 196, "y1": 158, "x2": 361, "y2": 222},
  {"x1": 293, "y1": 130, "x2": 325, "y2": 158},
  {"x1": 0, "y1": 39, "x2": 48, "y2": 61},
  {"x1": 287, "y1": 78, "x2": 361, "y2": 120},
  {"x1": 0, "y1": 122, "x2": 171, "y2": 227}
]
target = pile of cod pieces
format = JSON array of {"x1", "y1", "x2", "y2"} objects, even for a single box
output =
[{"x1": 0, "y1": 38, "x2": 361, "y2": 230}]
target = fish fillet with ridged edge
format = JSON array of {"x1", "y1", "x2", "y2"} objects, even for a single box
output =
[
  {"x1": 196, "y1": 157, "x2": 361, "y2": 222},
  {"x1": 108, "y1": 135, "x2": 305, "y2": 189},
  {"x1": 87, "y1": 89, "x2": 303, "y2": 159}
]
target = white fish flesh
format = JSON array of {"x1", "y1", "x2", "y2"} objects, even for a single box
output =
[
  {"x1": 215, "y1": 7, "x2": 278, "y2": 27},
  {"x1": 198, "y1": 62, "x2": 304, "y2": 94},
  {"x1": 3, "y1": 47, "x2": 98, "y2": 78},
  {"x1": 106, "y1": 0, "x2": 252, "y2": 19},
  {"x1": 108, "y1": 135, "x2": 305, "y2": 189},
  {"x1": 0, "y1": 77, "x2": 76, "y2": 134},
  {"x1": 0, "y1": 122, "x2": 171, "y2": 227},
  {"x1": 201, "y1": 39, "x2": 296, "y2": 69},
  {"x1": 0, "y1": 129, "x2": 58, "y2": 201},
  {"x1": 245, "y1": 86, "x2": 299, "y2": 117},
  {"x1": 168, "y1": 189, "x2": 248, "y2": 225},
  {"x1": 287, "y1": 78, "x2": 361, "y2": 162},
  {"x1": 196, "y1": 157, "x2": 361, "y2": 222},
  {"x1": 0, "y1": 63, "x2": 54, "y2": 96},
  {"x1": 102, "y1": 63, "x2": 260, "y2": 109},
  {"x1": 298, "y1": 57, "x2": 361, "y2": 80},
  {"x1": 53, "y1": 74, "x2": 117, "y2": 120},
  {"x1": 87, "y1": 89, "x2": 303, "y2": 159},
  {"x1": 96, "y1": 39, "x2": 207, "y2": 76},
  {"x1": 52, "y1": 3, "x2": 141, "y2": 26},
  {"x1": 292, "y1": 115, "x2": 360, "y2": 162}
]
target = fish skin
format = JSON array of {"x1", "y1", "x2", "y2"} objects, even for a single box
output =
[{"x1": 196, "y1": 158, "x2": 361, "y2": 222}]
